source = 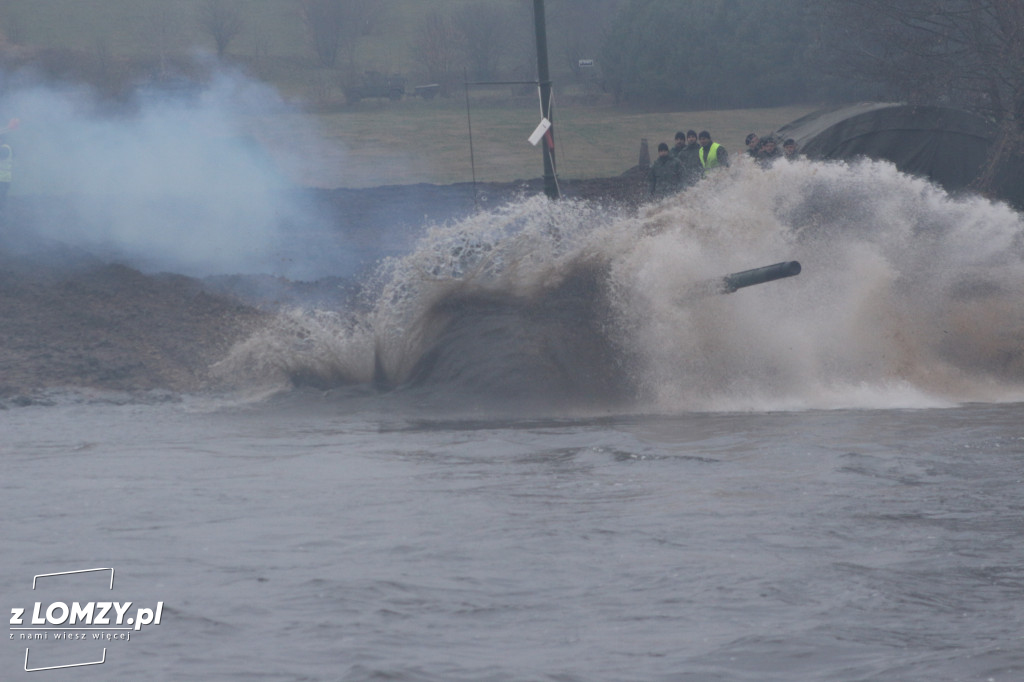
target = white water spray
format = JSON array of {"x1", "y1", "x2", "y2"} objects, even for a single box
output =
[{"x1": 223, "y1": 157, "x2": 1024, "y2": 412}]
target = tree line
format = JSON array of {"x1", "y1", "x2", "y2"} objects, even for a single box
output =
[
  {"x1": 601, "y1": 0, "x2": 1024, "y2": 195},
  {"x1": 600, "y1": 0, "x2": 846, "y2": 109},
  {"x1": 4, "y1": 0, "x2": 1022, "y2": 139}
]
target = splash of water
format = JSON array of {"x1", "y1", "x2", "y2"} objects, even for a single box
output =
[{"x1": 222, "y1": 158, "x2": 1024, "y2": 412}]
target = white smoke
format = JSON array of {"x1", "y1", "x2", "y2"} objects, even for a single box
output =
[{"x1": 1, "y1": 65, "x2": 352, "y2": 278}]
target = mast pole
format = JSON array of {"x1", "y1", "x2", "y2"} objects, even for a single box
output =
[{"x1": 533, "y1": 0, "x2": 559, "y2": 199}]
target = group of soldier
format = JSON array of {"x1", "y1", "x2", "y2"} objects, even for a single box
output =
[
  {"x1": 743, "y1": 132, "x2": 799, "y2": 168},
  {"x1": 648, "y1": 128, "x2": 800, "y2": 198}
]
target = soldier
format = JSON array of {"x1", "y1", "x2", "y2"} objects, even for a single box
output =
[
  {"x1": 670, "y1": 131, "x2": 688, "y2": 160},
  {"x1": 678, "y1": 130, "x2": 703, "y2": 187},
  {"x1": 756, "y1": 136, "x2": 782, "y2": 167},
  {"x1": 648, "y1": 142, "x2": 684, "y2": 198},
  {"x1": 783, "y1": 138, "x2": 799, "y2": 160},
  {"x1": 745, "y1": 133, "x2": 762, "y2": 159}
]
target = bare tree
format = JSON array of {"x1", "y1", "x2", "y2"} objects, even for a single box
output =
[
  {"x1": 346, "y1": 1, "x2": 385, "y2": 37},
  {"x1": 299, "y1": 0, "x2": 344, "y2": 68},
  {"x1": 0, "y1": 0, "x2": 25, "y2": 45},
  {"x1": 196, "y1": 0, "x2": 244, "y2": 58},
  {"x1": 144, "y1": 7, "x2": 182, "y2": 78},
  {"x1": 298, "y1": 0, "x2": 383, "y2": 69},
  {"x1": 454, "y1": 2, "x2": 515, "y2": 81},
  {"x1": 825, "y1": 0, "x2": 1024, "y2": 194},
  {"x1": 92, "y1": 37, "x2": 119, "y2": 95},
  {"x1": 548, "y1": 0, "x2": 622, "y2": 81},
  {"x1": 414, "y1": 10, "x2": 462, "y2": 95}
]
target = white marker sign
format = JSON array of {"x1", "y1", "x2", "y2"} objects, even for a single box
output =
[{"x1": 528, "y1": 118, "x2": 552, "y2": 146}]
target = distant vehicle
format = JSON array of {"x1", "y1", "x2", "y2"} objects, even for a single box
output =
[
  {"x1": 414, "y1": 84, "x2": 440, "y2": 100},
  {"x1": 132, "y1": 77, "x2": 206, "y2": 106},
  {"x1": 344, "y1": 71, "x2": 406, "y2": 104}
]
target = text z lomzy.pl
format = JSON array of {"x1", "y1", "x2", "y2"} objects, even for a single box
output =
[{"x1": 11, "y1": 602, "x2": 163, "y2": 631}]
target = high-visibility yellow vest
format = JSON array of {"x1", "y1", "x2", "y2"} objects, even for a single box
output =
[
  {"x1": 699, "y1": 142, "x2": 720, "y2": 169},
  {"x1": 0, "y1": 144, "x2": 12, "y2": 183}
]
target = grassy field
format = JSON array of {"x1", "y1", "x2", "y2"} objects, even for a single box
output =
[{"x1": 248, "y1": 99, "x2": 820, "y2": 188}]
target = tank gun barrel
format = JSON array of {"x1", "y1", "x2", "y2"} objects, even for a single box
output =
[
  {"x1": 720, "y1": 261, "x2": 801, "y2": 293},
  {"x1": 679, "y1": 260, "x2": 802, "y2": 303}
]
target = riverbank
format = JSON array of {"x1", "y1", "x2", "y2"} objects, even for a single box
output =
[{"x1": 0, "y1": 173, "x2": 649, "y2": 400}]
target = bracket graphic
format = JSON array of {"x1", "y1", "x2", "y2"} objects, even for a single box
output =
[
  {"x1": 20, "y1": 568, "x2": 115, "y2": 671},
  {"x1": 25, "y1": 649, "x2": 106, "y2": 672},
  {"x1": 33, "y1": 568, "x2": 114, "y2": 590}
]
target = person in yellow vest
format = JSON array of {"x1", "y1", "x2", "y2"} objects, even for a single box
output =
[
  {"x1": 697, "y1": 130, "x2": 729, "y2": 172},
  {"x1": 0, "y1": 139, "x2": 11, "y2": 223}
]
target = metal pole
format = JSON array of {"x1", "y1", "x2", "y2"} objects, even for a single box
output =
[
  {"x1": 464, "y1": 68, "x2": 478, "y2": 211},
  {"x1": 533, "y1": 0, "x2": 559, "y2": 199}
]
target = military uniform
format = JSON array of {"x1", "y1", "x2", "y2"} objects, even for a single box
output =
[
  {"x1": 678, "y1": 142, "x2": 703, "y2": 186},
  {"x1": 648, "y1": 154, "x2": 684, "y2": 197}
]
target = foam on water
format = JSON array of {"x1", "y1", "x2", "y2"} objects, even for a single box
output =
[{"x1": 219, "y1": 157, "x2": 1024, "y2": 412}]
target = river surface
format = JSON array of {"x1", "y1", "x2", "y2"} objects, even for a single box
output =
[{"x1": 3, "y1": 394, "x2": 1023, "y2": 681}]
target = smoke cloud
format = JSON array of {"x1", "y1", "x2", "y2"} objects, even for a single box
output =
[{"x1": 0, "y1": 65, "x2": 353, "y2": 279}]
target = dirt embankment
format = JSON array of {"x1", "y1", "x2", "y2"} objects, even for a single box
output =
[
  {"x1": 0, "y1": 175, "x2": 647, "y2": 401},
  {"x1": 0, "y1": 259, "x2": 265, "y2": 400}
]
